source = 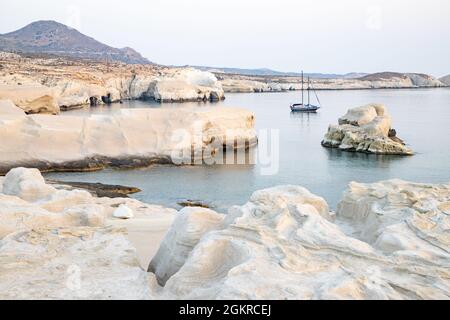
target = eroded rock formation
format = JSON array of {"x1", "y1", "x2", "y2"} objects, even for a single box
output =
[
  {"x1": 0, "y1": 53, "x2": 225, "y2": 114},
  {"x1": 321, "y1": 104, "x2": 413, "y2": 155},
  {"x1": 218, "y1": 72, "x2": 445, "y2": 93},
  {"x1": 0, "y1": 101, "x2": 257, "y2": 173},
  {"x1": 0, "y1": 167, "x2": 175, "y2": 299},
  {"x1": 150, "y1": 183, "x2": 450, "y2": 299},
  {"x1": 0, "y1": 168, "x2": 448, "y2": 299}
]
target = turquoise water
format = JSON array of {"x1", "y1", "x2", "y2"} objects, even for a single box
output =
[{"x1": 46, "y1": 88, "x2": 450, "y2": 212}]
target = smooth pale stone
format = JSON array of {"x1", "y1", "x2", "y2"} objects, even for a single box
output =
[
  {"x1": 439, "y1": 74, "x2": 450, "y2": 85},
  {"x1": 0, "y1": 85, "x2": 60, "y2": 114},
  {"x1": 0, "y1": 168, "x2": 175, "y2": 271},
  {"x1": 113, "y1": 204, "x2": 134, "y2": 219},
  {"x1": 149, "y1": 207, "x2": 225, "y2": 285},
  {"x1": 0, "y1": 100, "x2": 26, "y2": 117},
  {"x1": 150, "y1": 183, "x2": 450, "y2": 300},
  {"x1": 0, "y1": 227, "x2": 152, "y2": 300},
  {"x1": 322, "y1": 104, "x2": 413, "y2": 155},
  {"x1": 2, "y1": 167, "x2": 57, "y2": 202},
  {"x1": 0, "y1": 107, "x2": 257, "y2": 173},
  {"x1": 338, "y1": 104, "x2": 379, "y2": 126}
]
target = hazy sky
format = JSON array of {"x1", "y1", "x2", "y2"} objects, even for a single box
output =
[{"x1": 1, "y1": 0, "x2": 449, "y2": 76}]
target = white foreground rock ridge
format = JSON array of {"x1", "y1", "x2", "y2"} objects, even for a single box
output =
[
  {"x1": 0, "y1": 167, "x2": 176, "y2": 299},
  {"x1": 150, "y1": 183, "x2": 449, "y2": 299},
  {"x1": 1, "y1": 168, "x2": 448, "y2": 300}
]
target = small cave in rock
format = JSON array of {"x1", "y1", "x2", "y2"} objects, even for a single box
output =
[
  {"x1": 101, "y1": 93, "x2": 112, "y2": 104},
  {"x1": 89, "y1": 97, "x2": 99, "y2": 106},
  {"x1": 210, "y1": 91, "x2": 220, "y2": 102}
]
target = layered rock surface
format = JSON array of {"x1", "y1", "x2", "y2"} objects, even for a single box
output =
[
  {"x1": 218, "y1": 72, "x2": 445, "y2": 93},
  {"x1": 321, "y1": 104, "x2": 413, "y2": 155},
  {"x1": 0, "y1": 53, "x2": 225, "y2": 114},
  {"x1": 150, "y1": 183, "x2": 450, "y2": 300},
  {"x1": 0, "y1": 168, "x2": 176, "y2": 299},
  {"x1": 439, "y1": 75, "x2": 450, "y2": 86},
  {"x1": 0, "y1": 102, "x2": 256, "y2": 173},
  {"x1": 0, "y1": 168, "x2": 449, "y2": 299}
]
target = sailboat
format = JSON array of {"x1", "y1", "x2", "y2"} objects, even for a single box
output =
[{"x1": 290, "y1": 71, "x2": 321, "y2": 112}]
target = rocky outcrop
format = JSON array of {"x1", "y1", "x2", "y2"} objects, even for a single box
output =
[
  {"x1": 1, "y1": 168, "x2": 449, "y2": 299},
  {"x1": 0, "y1": 101, "x2": 256, "y2": 173},
  {"x1": 439, "y1": 75, "x2": 450, "y2": 86},
  {"x1": 0, "y1": 167, "x2": 175, "y2": 299},
  {"x1": 149, "y1": 207, "x2": 225, "y2": 285},
  {"x1": 150, "y1": 183, "x2": 450, "y2": 300},
  {"x1": 0, "y1": 227, "x2": 153, "y2": 299},
  {"x1": 337, "y1": 180, "x2": 450, "y2": 255},
  {"x1": 0, "y1": 84, "x2": 60, "y2": 114},
  {"x1": 218, "y1": 72, "x2": 445, "y2": 93},
  {"x1": 321, "y1": 104, "x2": 413, "y2": 155},
  {"x1": 0, "y1": 53, "x2": 225, "y2": 113}
]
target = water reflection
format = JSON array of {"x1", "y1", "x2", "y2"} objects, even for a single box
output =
[
  {"x1": 47, "y1": 89, "x2": 450, "y2": 210},
  {"x1": 324, "y1": 147, "x2": 409, "y2": 169}
]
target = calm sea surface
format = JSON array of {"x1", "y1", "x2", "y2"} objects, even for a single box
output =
[{"x1": 46, "y1": 88, "x2": 450, "y2": 211}]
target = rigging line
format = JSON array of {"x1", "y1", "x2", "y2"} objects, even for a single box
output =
[{"x1": 311, "y1": 83, "x2": 322, "y2": 107}]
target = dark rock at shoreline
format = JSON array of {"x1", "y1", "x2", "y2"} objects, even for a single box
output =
[
  {"x1": 177, "y1": 199, "x2": 212, "y2": 209},
  {"x1": 48, "y1": 180, "x2": 141, "y2": 198}
]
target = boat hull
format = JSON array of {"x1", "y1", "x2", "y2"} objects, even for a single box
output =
[{"x1": 290, "y1": 104, "x2": 320, "y2": 112}]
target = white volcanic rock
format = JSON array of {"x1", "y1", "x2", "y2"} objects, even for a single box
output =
[
  {"x1": 220, "y1": 79, "x2": 299, "y2": 93},
  {"x1": 439, "y1": 75, "x2": 450, "y2": 86},
  {"x1": 151, "y1": 69, "x2": 225, "y2": 102},
  {"x1": 0, "y1": 227, "x2": 152, "y2": 299},
  {"x1": 219, "y1": 72, "x2": 445, "y2": 93},
  {"x1": 0, "y1": 99, "x2": 26, "y2": 118},
  {"x1": 0, "y1": 105, "x2": 257, "y2": 173},
  {"x1": 322, "y1": 104, "x2": 413, "y2": 155},
  {"x1": 2, "y1": 167, "x2": 57, "y2": 201},
  {"x1": 150, "y1": 184, "x2": 450, "y2": 300},
  {"x1": 0, "y1": 84, "x2": 60, "y2": 114},
  {"x1": 113, "y1": 204, "x2": 134, "y2": 219},
  {"x1": 0, "y1": 53, "x2": 225, "y2": 111},
  {"x1": 149, "y1": 207, "x2": 225, "y2": 285},
  {"x1": 51, "y1": 69, "x2": 225, "y2": 108},
  {"x1": 0, "y1": 168, "x2": 104, "y2": 238},
  {"x1": 406, "y1": 73, "x2": 444, "y2": 87},
  {"x1": 0, "y1": 167, "x2": 174, "y2": 244},
  {"x1": 337, "y1": 180, "x2": 450, "y2": 255},
  {"x1": 338, "y1": 104, "x2": 383, "y2": 126},
  {"x1": 0, "y1": 168, "x2": 175, "y2": 299}
]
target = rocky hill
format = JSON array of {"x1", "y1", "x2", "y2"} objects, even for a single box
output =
[
  {"x1": 439, "y1": 74, "x2": 450, "y2": 86},
  {"x1": 218, "y1": 71, "x2": 445, "y2": 93},
  {"x1": 0, "y1": 20, "x2": 150, "y2": 64}
]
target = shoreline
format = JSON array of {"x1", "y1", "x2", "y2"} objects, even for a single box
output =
[
  {"x1": 225, "y1": 85, "x2": 450, "y2": 93},
  {"x1": 1, "y1": 167, "x2": 448, "y2": 299}
]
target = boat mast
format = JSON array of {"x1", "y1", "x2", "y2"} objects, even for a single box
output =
[
  {"x1": 307, "y1": 77, "x2": 310, "y2": 106},
  {"x1": 301, "y1": 70, "x2": 304, "y2": 105}
]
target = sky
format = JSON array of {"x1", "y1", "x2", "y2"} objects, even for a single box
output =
[{"x1": 1, "y1": 0, "x2": 449, "y2": 76}]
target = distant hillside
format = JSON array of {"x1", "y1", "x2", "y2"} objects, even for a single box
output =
[
  {"x1": 359, "y1": 72, "x2": 444, "y2": 86},
  {"x1": 188, "y1": 65, "x2": 367, "y2": 79},
  {"x1": 439, "y1": 75, "x2": 450, "y2": 86},
  {"x1": 0, "y1": 20, "x2": 150, "y2": 64}
]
